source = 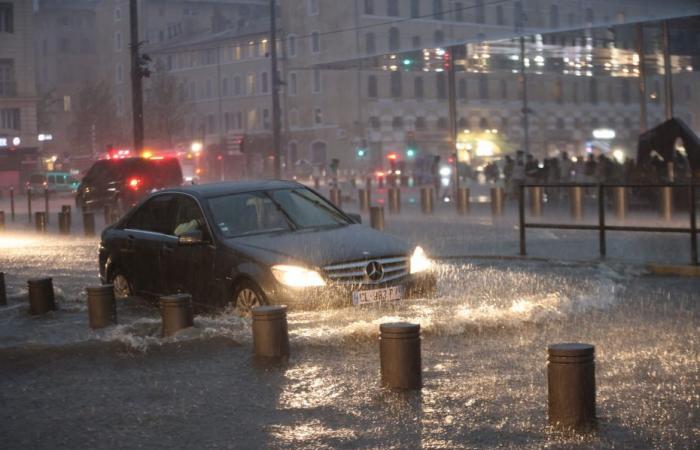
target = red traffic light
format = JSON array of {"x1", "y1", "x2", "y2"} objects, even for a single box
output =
[{"x1": 387, "y1": 152, "x2": 398, "y2": 160}]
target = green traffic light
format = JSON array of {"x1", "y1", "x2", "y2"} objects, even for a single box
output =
[
  {"x1": 357, "y1": 149, "x2": 366, "y2": 157},
  {"x1": 403, "y1": 59, "x2": 412, "y2": 66},
  {"x1": 406, "y1": 148, "x2": 416, "y2": 158}
]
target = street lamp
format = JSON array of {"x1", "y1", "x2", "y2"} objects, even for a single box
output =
[{"x1": 190, "y1": 141, "x2": 203, "y2": 153}]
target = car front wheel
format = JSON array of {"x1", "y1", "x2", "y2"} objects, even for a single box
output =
[{"x1": 232, "y1": 280, "x2": 266, "y2": 317}]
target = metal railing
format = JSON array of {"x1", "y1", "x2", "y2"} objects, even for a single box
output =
[{"x1": 518, "y1": 183, "x2": 698, "y2": 266}]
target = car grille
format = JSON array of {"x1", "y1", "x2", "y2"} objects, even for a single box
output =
[{"x1": 323, "y1": 256, "x2": 409, "y2": 285}]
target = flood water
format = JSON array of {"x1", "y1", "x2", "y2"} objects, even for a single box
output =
[{"x1": 0, "y1": 233, "x2": 698, "y2": 449}]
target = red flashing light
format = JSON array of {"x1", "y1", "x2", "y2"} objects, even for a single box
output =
[
  {"x1": 387, "y1": 153, "x2": 398, "y2": 161},
  {"x1": 448, "y1": 157, "x2": 455, "y2": 164},
  {"x1": 127, "y1": 177, "x2": 142, "y2": 190}
]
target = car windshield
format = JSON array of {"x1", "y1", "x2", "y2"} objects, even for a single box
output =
[{"x1": 208, "y1": 188, "x2": 351, "y2": 237}]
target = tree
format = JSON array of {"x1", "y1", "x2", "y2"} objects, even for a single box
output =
[
  {"x1": 144, "y1": 65, "x2": 186, "y2": 148},
  {"x1": 69, "y1": 80, "x2": 125, "y2": 155}
]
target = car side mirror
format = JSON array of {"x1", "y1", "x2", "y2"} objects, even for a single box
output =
[
  {"x1": 178, "y1": 229, "x2": 204, "y2": 245},
  {"x1": 347, "y1": 213, "x2": 362, "y2": 224}
]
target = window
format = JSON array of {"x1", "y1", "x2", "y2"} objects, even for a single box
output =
[
  {"x1": 475, "y1": 0, "x2": 484, "y2": 23},
  {"x1": 313, "y1": 108, "x2": 323, "y2": 125},
  {"x1": 414, "y1": 77, "x2": 424, "y2": 99},
  {"x1": 479, "y1": 117, "x2": 489, "y2": 130},
  {"x1": 366, "y1": 33, "x2": 376, "y2": 54},
  {"x1": 436, "y1": 73, "x2": 446, "y2": 99},
  {"x1": 289, "y1": 108, "x2": 299, "y2": 128},
  {"x1": 364, "y1": 0, "x2": 374, "y2": 15},
  {"x1": 222, "y1": 77, "x2": 229, "y2": 96},
  {"x1": 437, "y1": 117, "x2": 448, "y2": 130},
  {"x1": 0, "y1": 2, "x2": 14, "y2": 33},
  {"x1": 553, "y1": 78, "x2": 562, "y2": 103},
  {"x1": 415, "y1": 117, "x2": 426, "y2": 130},
  {"x1": 206, "y1": 79, "x2": 213, "y2": 98},
  {"x1": 622, "y1": 79, "x2": 631, "y2": 104},
  {"x1": 589, "y1": 78, "x2": 598, "y2": 105},
  {"x1": 172, "y1": 196, "x2": 209, "y2": 240},
  {"x1": 370, "y1": 116, "x2": 381, "y2": 129},
  {"x1": 496, "y1": 5, "x2": 504, "y2": 25},
  {"x1": 556, "y1": 118, "x2": 565, "y2": 129},
  {"x1": 585, "y1": 8, "x2": 594, "y2": 24},
  {"x1": 308, "y1": 0, "x2": 319, "y2": 16},
  {"x1": 412, "y1": 36, "x2": 421, "y2": 48},
  {"x1": 312, "y1": 69, "x2": 321, "y2": 93},
  {"x1": 392, "y1": 117, "x2": 404, "y2": 130},
  {"x1": 126, "y1": 195, "x2": 175, "y2": 234},
  {"x1": 454, "y1": 2, "x2": 464, "y2": 21},
  {"x1": 115, "y1": 31, "x2": 122, "y2": 51},
  {"x1": 390, "y1": 71, "x2": 402, "y2": 98},
  {"x1": 0, "y1": 59, "x2": 15, "y2": 96},
  {"x1": 288, "y1": 72, "x2": 298, "y2": 96},
  {"x1": 410, "y1": 0, "x2": 420, "y2": 18},
  {"x1": 114, "y1": 6, "x2": 121, "y2": 21},
  {"x1": 434, "y1": 30, "x2": 444, "y2": 45},
  {"x1": 549, "y1": 5, "x2": 559, "y2": 28},
  {"x1": 233, "y1": 76, "x2": 242, "y2": 96},
  {"x1": 287, "y1": 35, "x2": 297, "y2": 57},
  {"x1": 458, "y1": 79, "x2": 467, "y2": 99},
  {"x1": 433, "y1": 0, "x2": 443, "y2": 20},
  {"x1": 262, "y1": 109, "x2": 270, "y2": 130},
  {"x1": 311, "y1": 31, "x2": 320, "y2": 53},
  {"x1": 247, "y1": 73, "x2": 256, "y2": 95},
  {"x1": 0, "y1": 108, "x2": 19, "y2": 129},
  {"x1": 514, "y1": 1, "x2": 524, "y2": 30},
  {"x1": 207, "y1": 114, "x2": 216, "y2": 133},
  {"x1": 116, "y1": 63, "x2": 124, "y2": 84},
  {"x1": 235, "y1": 111, "x2": 243, "y2": 129},
  {"x1": 479, "y1": 75, "x2": 489, "y2": 100},
  {"x1": 63, "y1": 95, "x2": 71, "y2": 112},
  {"x1": 368, "y1": 75, "x2": 378, "y2": 98},
  {"x1": 287, "y1": 141, "x2": 299, "y2": 165},
  {"x1": 458, "y1": 117, "x2": 468, "y2": 129},
  {"x1": 387, "y1": 0, "x2": 399, "y2": 17},
  {"x1": 261, "y1": 72, "x2": 269, "y2": 94},
  {"x1": 389, "y1": 27, "x2": 400, "y2": 51}
]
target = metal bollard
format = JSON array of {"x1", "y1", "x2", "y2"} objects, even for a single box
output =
[
  {"x1": 61, "y1": 205, "x2": 72, "y2": 229},
  {"x1": 35, "y1": 212, "x2": 47, "y2": 233},
  {"x1": 659, "y1": 186, "x2": 673, "y2": 221},
  {"x1": 613, "y1": 187, "x2": 627, "y2": 220},
  {"x1": 358, "y1": 188, "x2": 370, "y2": 212},
  {"x1": 252, "y1": 305, "x2": 289, "y2": 358},
  {"x1": 10, "y1": 186, "x2": 15, "y2": 222},
  {"x1": 0, "y1": 210, "x2": 4, "y2": 231},
  {"x1": 490, "y1": 187, "x2": 504, "y2": 216},
  {"x1": 160, "y1": 294, "x2": 194, "y2": 337},
  {"x1": 330, "y1": 188, "x2": 342, "y2": 208},
  {"x1": 388, "y1": 188, "x2": 401, "y2": 214},
  {"x1": 379, "y1": 322, "x2": 422, "y2": 390},
  {"x1": 313, "y1": 177, "x2": 320, "y2": 189},
  {"x1": 369, "y1": 206, "x2": 385, "y2": 231},
  {"x1": 420, "y1": 187, "x2": 433, "y2": 214},
  {"x1": 456, "y1": 187, "x2": 470, "y2": 215},
  {"x1": 529, "y1": 186, "x2": 543, "y2": 217},
  {"x1": 44, "y1": 188, "x2": 50, "y2": 224},
  {"x1": 58, "y1": 212, "x2": 71, "y2": 235},
  {"x1": 570, "y1": 186, "x2": 584, "y2": 220},
  {"x1": 83, "y1": 212, "x2": 96, "y2": 237},
  {"x1": 86, "y1": 285, "x2": 117, "y2": 329},
  {"x1": 27, "y1": 187, "x2": 32, "y2": 224},
  {"x1": 0, "y1": 272, "x2": 6, "y2": 306},
  {"x1": 27, "y1": 278, "x2": 56, "y2": 315},
  {"x1": 548, "y1": 343, "x2": 596, "y2": 431}
]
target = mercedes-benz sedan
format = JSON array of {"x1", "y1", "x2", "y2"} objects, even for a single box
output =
[{"x1": 98, "y1": 180, "x2": 436, "y2": 315}]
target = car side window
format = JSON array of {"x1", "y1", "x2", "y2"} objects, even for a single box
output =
[
  {"x1": 125, "y1": 195, "x2": 175, "y2": 234},
  {"x1": 172, "y1": 196, "x2": 209, "y2": 240}
]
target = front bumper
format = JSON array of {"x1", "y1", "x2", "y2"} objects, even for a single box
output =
[{"x1": 266, "y1": 271, "x2": 437, "y2": 310}]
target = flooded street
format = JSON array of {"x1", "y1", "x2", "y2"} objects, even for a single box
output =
[{"x1": 1, "y1": 233, "x2": 698, "y2": 449}]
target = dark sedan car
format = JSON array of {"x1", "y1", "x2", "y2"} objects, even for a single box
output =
[{"x1": 99, "y1": 180, "x2": 436, "y2": 315}]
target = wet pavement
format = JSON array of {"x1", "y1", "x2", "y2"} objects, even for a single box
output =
[{"x1": 0, "y1": 232, "x2": 698, "y2": 449}]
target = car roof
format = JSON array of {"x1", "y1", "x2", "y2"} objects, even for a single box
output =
[{"x1": 158, "y1": 180, "x2": 306, "y2": 199}]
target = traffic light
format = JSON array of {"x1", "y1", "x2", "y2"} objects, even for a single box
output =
[
  {"x1": 406, "y1": 148, "x2": 416, "y2": 158},
  {"x1": 387, "y1": 152, "x2": 398, "y2": 161},
  {"x1": 357, "y1": 148, "x2": 366, "y2": 158}
]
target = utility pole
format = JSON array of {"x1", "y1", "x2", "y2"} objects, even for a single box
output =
[
  {"x1": 636, "y1": 24, "x2": 648, "y2": 133},
  {"x1": 661, "y1": 20, "x2": 674, "y2": 121},
  {"x1": 520, "y1": 36, "x2": 530, "y2": 156},
  {"x1": 447, "y1": 46, "x2": 459, "y2": 191},
  {"x1": 129, "y1": 0, "x2": 145, "y2": 154},
  {"x1": 270, "y1": 0, "x2": 282, "y2": 179}
]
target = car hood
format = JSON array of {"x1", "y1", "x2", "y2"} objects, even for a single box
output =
[{"x1": 225, "y1": 224, "x2": 411, "y2": 267}]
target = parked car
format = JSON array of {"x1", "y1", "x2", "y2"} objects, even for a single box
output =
[
  {"x1": 76, "y1": 157, "x2": 182, "y2": 211},
  {"x1": 98, "y1": 180, "x2": 436, "y2": 315},
  {"x1": 27, "y1": 172, "x2": 80, "y2": 193}
]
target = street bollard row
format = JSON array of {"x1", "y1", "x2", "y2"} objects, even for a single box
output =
[
  {"x1": 252, "y1": 305, "x2": 289, "y2": 358},
  {"x1": 86, "y1": 285, "x2": 117, "y2": 329},
  {"x1": 420, "y1": 187, "x2": 434, "y2": 214},
  {"x1": 27, "y1": 278, "x2": 56, "y2": 315},
  {"x1": 456, "y1": 188, "x2": 470, "y2": 215},
  {"x1": 358, "y1": 188, "x2": 370, "y2": 212},
  {"x1": 491, "y1": 187, "x2": 504, "y2": 216},
  {"x1": 387, "y1": 188, "x2": 401, "y2": 214},
  {"x1": 160, "y1": 293, "x2": 194, "y2": 337},
  {"x1": 369, "y1": 206, "x2": 385, "y2": 231},
  {"x1": 34, "y1": 212, "x2": 47, "y2": 233}
]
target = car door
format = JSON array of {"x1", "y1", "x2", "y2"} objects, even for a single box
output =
[
  {"x1": 122, "y1": 194, "x2": 177, "y2": 296},
  {"x1": 160, "y1": 194, "x2": 216, "y2": 307}
]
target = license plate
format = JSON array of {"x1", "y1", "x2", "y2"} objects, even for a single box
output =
[{"x1": 352, "y1": 285, "x2": 404, "y2": 306}]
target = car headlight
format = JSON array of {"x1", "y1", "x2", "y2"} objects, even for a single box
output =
[
  {"x1": 410, "y1": 246, "x2": 432, "y2": 274},
  {"x1": 271, "y1": 265, "x2": 326, "y2": 288}
]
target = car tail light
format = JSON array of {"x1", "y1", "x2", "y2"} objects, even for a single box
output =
[{"x1": 127, "y1": 177, "x2": 142, "y2": 190}]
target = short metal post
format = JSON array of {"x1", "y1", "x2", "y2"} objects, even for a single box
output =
[
  {"x1": 519, "y1": 185, "x2": 526, "y2": 255},
  {"x1": 598, "y1": 185, "x2": 606, "y2": 258},
  {"x1": 10, "y1": 186, "x2": 15, "y2": 222},
  {"x1": 159, "y1": 294, "x2": 194, "y2": 337},
  {"x1": 369, "y1": 206, "x2": 384, "y2": 231},
  {"x1": 388, "y1": 188, "x2": 400, "y2": 214},
  {"x1": 27, "y1": 187, "x2": 32, "y2": 224},
  {"x1": 548, "y1": 343, "x2": 596, "y2": 431},
  {"x1": 613, "y1": 186, "x2": 627, "y2": 220},
  {"x1": 491, "y1": 187, "x2": 504, "y2": 217},
  {"x1": 86, "y1": 285, "x2": 117, "y2": 329},
  {"x1": 44, "y1": 187, "x2": 50, "y2": 224},
  {"x1": 58, "y1": 212, "x2": 71, "y2": 235},
  {"x1": 0, "y1": 272, "x2": 7, "y2": 306},
  {"x1": 690, "y1": 184, "x2": 697, "y2": 266},
  {"x1": 570, "y1": 186, "x2": 584, "y2": 220},
  {"x1": 35, "y1": 212, "x2": 47, "y2": 233},
  {"x1": 83, "y1": 212, "x2": 96, "y2": 237},
  {"x1": 252, "y1": 305, "x2": 289, "y2": 358},
  {"x1": 358, "y1": 189, "x2": 370, "y2": 212},
  {"x1": 61, "y1": 205, "x2": 72, "y2": 229},
  {"x1": 379, "y1": 322, "x2": 422, "y2": 390},
  {"x1": 420, "y1": 187, "x2": 433, "y2": 214},
  {"x1": 313, "y1": 177, "x2": 320, "y2": 189},
  {"x1": 660, "y1": 186, "x2": 673, "y2": 221},
  {"x1": 456, "y1": 187, "x2": 469, "y2": 215},
  {"x1": 529, "y1": 186, "x2": 543, "y2": 217},
  {"x1": 27, "y1": 278, "x2": 56, "y2": 315},
  {"x1": 0, "y1": 211, "x2": 5, "y2": 231},
  {"x1": 330, "y1": 188, "x2": 342, "y2": 208}
]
